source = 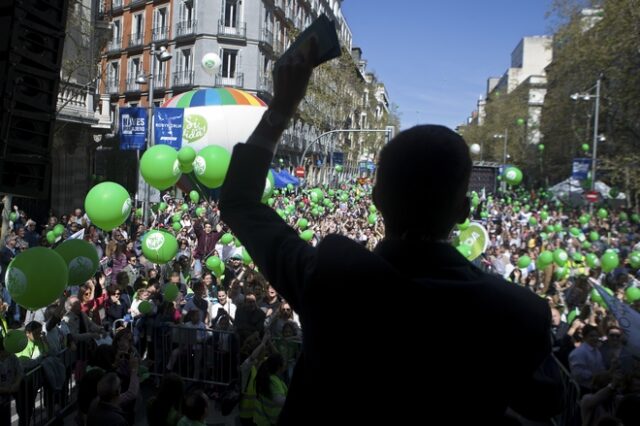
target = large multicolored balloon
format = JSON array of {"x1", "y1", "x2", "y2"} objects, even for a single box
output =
[
  {"x1": 55, "y1": 239, "x2": 100, "y2": 286},
  {"x1": 84, "y1": 182, "x2": 132, "y2": 231},
  {"x1": 5, "y1": 247, "x2": 68, "y2": 310},
  {"x1": 141, "y1": 230, "x2": 178, "y2": 264},
  {"x1": 193, "y1": 145, "x2": 231, "y2": 188}
]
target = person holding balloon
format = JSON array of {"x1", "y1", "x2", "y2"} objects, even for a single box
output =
[{"x1": 219, "y1": 37, "x2": 556, "y2": 424}]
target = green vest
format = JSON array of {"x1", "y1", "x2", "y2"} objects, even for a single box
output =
[
  {"x1": 239, "y1": 365, "x2": 258, "y2": 419},
  {"x1": 254, "y1": 375, "x2": 288, "y2": 426}
]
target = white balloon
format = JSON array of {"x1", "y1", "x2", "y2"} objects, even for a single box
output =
[
  {"x1": 201, "y1": 53, "x2": 221, "y2": 75},
  {"x1": 470, "y1": 143, "x2": 481, "y2": 155}
]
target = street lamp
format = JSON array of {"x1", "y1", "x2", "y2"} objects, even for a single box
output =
[
  {"x1": 493, "y1": 129, "x2": 509, "y2": 191},
  {"x1": 136, "y1": 42, "x2": 172, "y2": 225},
  {"x1": 571, "y1": 75, "x2": 602, "y2": 212}
]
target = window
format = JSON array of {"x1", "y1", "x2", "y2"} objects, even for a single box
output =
[
  {"x1": 156, "y1": 58, "x2": 167, "y2": 86},
  {"x1": 112, "y1": 18, "x2": 122, "y2": 43},
  {"x1": 179, "y1": 0, "x2": 194, "y2": 23},
  {"x1": 107, "y1": 61, "x2": 120, "y2": 91},
  {"x1": 132, "y1": 12, "x2": 144, "y2": 44},
  {"x1": 179, "y1": 48, "x2": 192, "y2": 72},
  {"x1": 128, "y1": 56, "x2": 142, "y2": 81},
  {"x1": 221, "y1": 49, "x2": 237, "y2": 78},
  {"x1": 153, "y1": 6, "x2": 169, "y2": 40},
  {"x1": 224, "y1": 0, "x2": 238, "y2": 27}
]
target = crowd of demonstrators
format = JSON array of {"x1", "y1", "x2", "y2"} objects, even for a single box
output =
[{"x1": 1, "y1": 177, "x2": 640, "y2": 424}]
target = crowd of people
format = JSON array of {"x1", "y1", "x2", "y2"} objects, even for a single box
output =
[{"x1": 0, "y1": 181, "x2": 639, "y2": 425}]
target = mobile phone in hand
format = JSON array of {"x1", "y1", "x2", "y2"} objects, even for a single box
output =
[{"x1": 274, "y1": 14, "x2": 341, "y2": 70}]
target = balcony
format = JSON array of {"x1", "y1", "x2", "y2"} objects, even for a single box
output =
[
  {"x1": 215, "y1": 73, "x2": 244, "y2": 88},
  {"x1": 176, "y1": 20, "x2": 197, "y2": 38},
  {"x1": 57, "y1": 82, "x2": 99, "y2": 125},
  {"x1": 173, "y1": 70, "x2": 194, "y2": 87},
  {"x1": 259, "y1": 27, "x2": 273, "y2": 50},
  {"x1": 106, "y1": 79, "x2": 120, "y2": 94},
  {"x1": 217, "y1": 20, "x2": 247, "y2": 40},
  {"x1": 257, "y1": 73, "x2": 273, "y2": 95},
  {"x1": 106, "y1": 39, "x2": 122, "y2": 53},
  {"x1": 111, "y1": 0, "x2": 123, "y2": 13},
  {"x1": 125, "y1": 78, "x2": 141, "y2": 92},
  {"x1": 129, "y1": 0, "x2": 145, "y2": 9},
  {"x1": 154, "y1": 73, "x2": 167, "y2": 90},
  {"x1": 127, "y1": 32, "x2": 144, "y2": 49},
  {"x1": 152, "y1": 26, "x2": 169, "y2": 42}
]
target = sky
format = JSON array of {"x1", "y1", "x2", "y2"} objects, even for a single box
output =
[{"x1": 341, "y1": 0, "x2": 555, "y2": 130}]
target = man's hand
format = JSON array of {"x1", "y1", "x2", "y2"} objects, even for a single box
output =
[{"x1": 270, "y1": 37, "x2": 318, "y2": 121}]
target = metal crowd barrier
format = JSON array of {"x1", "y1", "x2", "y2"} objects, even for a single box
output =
[
  {"x1": 152, "y1": 324, "x2": 238, "y2": 386},
  {"x1": 12, "y1": 349, "x2": 76, "y2": 426},
  {"x1": 551, "y1": 354, "x2": 581, "y2": 426}
]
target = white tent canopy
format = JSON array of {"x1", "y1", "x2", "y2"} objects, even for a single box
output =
[{"x1": 548, "y1": 178, "x2": 626, "y2": 201}]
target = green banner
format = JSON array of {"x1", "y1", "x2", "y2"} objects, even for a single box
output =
[{"x1": 457, "y1": 222, "x2": 489, "y2": 261}]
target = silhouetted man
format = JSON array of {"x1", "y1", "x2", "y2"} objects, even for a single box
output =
[{"x1": 220, "y1": 40, "x2": 553, "y2": 425}]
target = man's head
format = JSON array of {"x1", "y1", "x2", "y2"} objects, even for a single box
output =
[
  {"x1": 204, "y1": 222, "x2": 213, "y2": 234},
  {"x1": 74, "y1": 208, "x2": 83, "y2": 217},
  {"x1": 373, "y1": 125, "x2": 471, "y2": 240},
  {"x1": 97, "y1": 372, "x2": 121, "y2": 402}
]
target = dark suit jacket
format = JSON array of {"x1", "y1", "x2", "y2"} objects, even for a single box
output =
[{"x1": 220, "y1": 144, "x2": 552, "y2": 425}]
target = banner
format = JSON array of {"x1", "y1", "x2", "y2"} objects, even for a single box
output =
[
  {"x1": 572, "y1": 158, "x2": 591, "y2": 180},
  {"x1": 458, "y1": 222, "x2": 489, "y2": 261},
  {"x1": 332, "y1": 151, "x2": 344, "y2": 165},
  {"x1": 154, "y1": 108, "x2": 184, "y2": 149},
  {"x1": 594, "y1": 285, "x2": 640, "y2": 359},
  {"x1": 119, "y1": 107, "x2": 147, "y2": 150}
]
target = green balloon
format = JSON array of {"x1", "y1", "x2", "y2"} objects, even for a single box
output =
[
  {"x1": 555, "y1": 266, "x2": 567, "y2": 280},
  {"x1": 601, "y1": 252, "x2": 619, "y2": 273},
  {"x1": 177, "y1": 146, "x2": 197, "y2": 165},
  {"x1": 84, "y1": 182, "x2": 132, "y2": 231},
  {"x1": 6, "y1": 247, "x2": 68, "y2": 310},
  {"x1": 504, "y1": 166, "x2": 523, "y2": 186},
  {"x1": 181, "y1": 204, "x2": 189, "y2": 212},
  {"x1": 569, "y1": 227, "x2": 581, "y2": 236},
  {"x1": 457, "y1": 218, "x2": 470, "y2": 231},
  {"x1": 528, "y1": 216, "x2": 538, "y2": 226},
  {"x1": 586, "y1": 253, "x2": 599, "y2": 268},
  {"x1": 582, "y1": 241, "x2": 592, "y2": 249},
  {"x1": 300, "y1": 230, "x2": 314, "y2": 241},
  {"x1": 582, "y1": 143, "x2": 590, "y2": 152},
  {"x1": 590, "y1": 287, "x2": 613, "y2": 306},
  {"x1": 54, "y1": 239, "x2": 99, "y2": 286},
  {"x1": 205, "y1": 256, "x2": 221, "y2": 271},
  {"x1": 158, "y1": 202, "x2": 167, "y2": 212},
  {"x1": 335, "y1": 164, "x2": 343, "y2": 172},
  {"x1": 172, "y1": 222, "x2": 182, "y2": 231},
  {"x1": 516, "y1": 118, "x2": 525, "y2": 126},
  {"x1": 46, "y1": 231, "x2": 56, "y2": 244},
  {"x1": 261, "y1": 170, "x2": 275, "y2": 203},
  {"x1": 193, "y1": 145, "x2": 231, "y2": 188},
  {"x1": 625, "y1": 286, "x2": 640, "y2": 303},
  {"x1": 554, "y1": 223, "x2": 563, "y2": 233},
  {"x1": 220, "y1": 233, "x2": 234, "y2": 245},
  {"x1": 179, "y1": 161, "x2": 193, "y2": 173},
  {"x1": 287, "y1": 183, "x2": 294, "y2": 191},
  {"x1": 172, "y1": 213, "x2": 182, "y2": 223},
  {"x1": 597, "y1": 208, "x2": 608, "y2": 219},
  {"x1": 538, "y1": 251, "x2": 554, "y2": 267},
  {"x1": 141, "y1": 230, "x2": 178, "y2": 264},
  {"x1": 138, "y1": 300, "x2": 153, "y2": 315},
  {"x1": 628, "y1": 252, "x2": 640, "y2": 269},
  {"x1": 619, "y1": 212, "x2": 628, "y2": 222},
  {"x1": 471, "y1": 196, "x2": 480, "y2": 207},
  {"x1": 164, "y1": 284, "x2": 179, "y2": 302},
  {"x1": 297, "y1": 218, "x2": 309, "y2": 230},
  {"x1": 589, "y1": 231, "x2": 599, "y2": 242},
  {"x1": 140, "y1": 145, "x2": 181, "y2": 190},
  {"x1": 267, "y1": 198, "x2": 275, "y2": 207},
  {"x1": 367, "y1": 213, "x2": 377, "y2": 225},
  {"x1": 553, "y1": 249, "x2": 568, "y2": 266},
  {"x1": 538, "y1": 144, "x2": 545, "y2": 152},
  {"x1": 195, "y1": 207, "x2": 205, "y2": 217},
  {"x1": 310, "y1": 188, "x2": 324, "y2": 203},
  {"x1": 241, "y1": 247, "x2": 252, "y2": 265},
  {"x1": 540, "y1": 232, "x2": 548, "y2": 241},
  {"x1": 609, "y1": 187, "x2": 619, "y2": 198},
  {"x1": 517, "y1": 255, "x2": 531, "y2": 268},
  {"x1": 567, "y1": 308, "x2": 579, "y2": 325},
  {"x1": 9, "y1": 212, "x2": 17, "y2": 222},
  {"x1": 4, "y1": 329, "x2": 28, "y2": 354},
  {"x1": 540, "y1": 211, "x2": 549, "y2": 221},
  {"x1": 368, "y1": 205, "x2": 377, "y2": 213},
  {"x1": 53, "y1": 224, "x2": 65, "y2": 237},
  {"x1": 456, "y1": 244, "x2": 472, "y2": 258},
  {"x1": 480, "y1": 211, "x2": 489, "y2": 219},
  {"x1": 579, "y1": 215, "x2": 589, "y2": 225},
  {"x1": 632, "y1": 213, "x2": 640, "y2": 223}
]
